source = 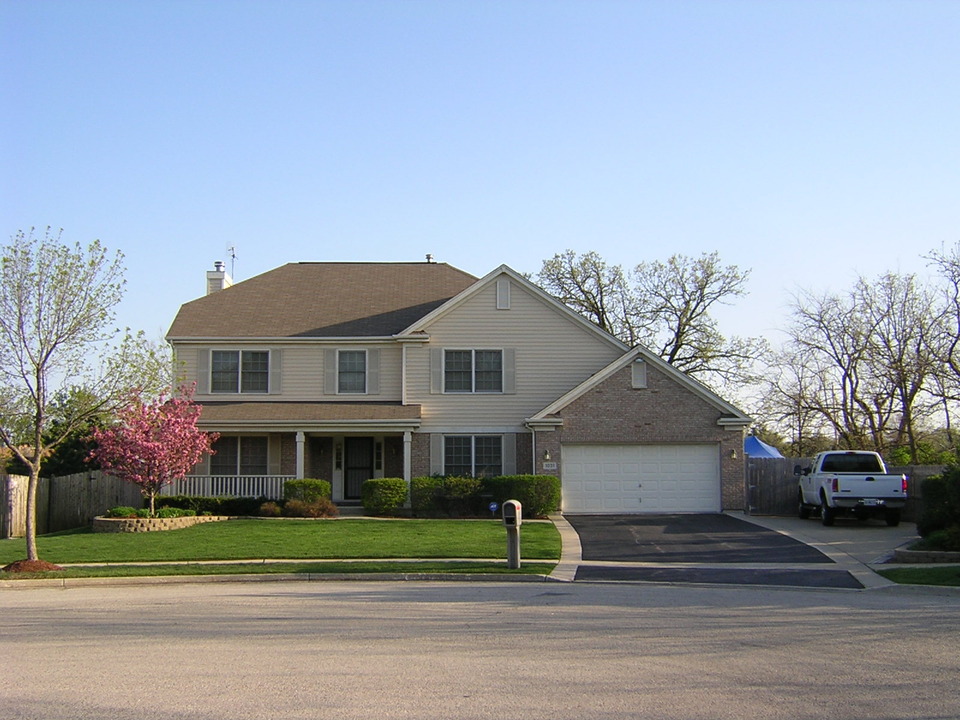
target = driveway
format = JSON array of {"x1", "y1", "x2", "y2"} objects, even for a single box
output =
[{"x1": 560, "y1": 512, "x2": 918, "y2": 589}]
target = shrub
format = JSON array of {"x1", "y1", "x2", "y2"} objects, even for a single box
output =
[
  {"x1": 105, "y1": 506, "x2": 139, "y2": 518},
  {"x1": 361, "y1": 477, "x2": 408, "y2": 515},
  {"x1": 411, "y1": 476, "x2": 443, "y2": 514},
  {"x1": 918, "y1": 526, "x2": 960, "y2": 552},
  {"x1": 135, "y1": 508, "x2": 151, "y2": 518},
  {"x1": 258, "y1": 501, "x2": 282, "y2": 517},
  {"x1": 480, "y1": 475, "x2": 561, "y2": 518},
  {"x1": 156, "y1": 495, "x2": 270, "y2": 517},
  {"x1": 917, "y1": 467, "x2": 960, "y2": 537},
  {"x1": 284, "y1": 478, "x2": 332, "y2": 503},
  {"x1": 282, "y1": 498, "x2": 339, "y2": 518},
  {"x1": 155, "y1": 506, "x2": 196, "y2": 518}
]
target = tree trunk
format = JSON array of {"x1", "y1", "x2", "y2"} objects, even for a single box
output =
[{"x1": 26, "y1": 466, "x2": 39, "y2": 561}]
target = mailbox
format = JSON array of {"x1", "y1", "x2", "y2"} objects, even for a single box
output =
[{"x1": 502, "y1": 499, "x2": 522, "y2": 527}]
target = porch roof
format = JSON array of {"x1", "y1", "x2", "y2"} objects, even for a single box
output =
[{"x1": 197, "y1": 401, "x2": 422, "y2": 431}]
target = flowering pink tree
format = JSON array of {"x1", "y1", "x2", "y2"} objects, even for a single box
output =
[{"x1": 90, "y1": 387, "x2": 218, "y2": 516}]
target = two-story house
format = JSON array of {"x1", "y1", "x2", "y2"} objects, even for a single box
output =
[{"x1": 165, "y1": 260, "x2": 751, "y2": 513}]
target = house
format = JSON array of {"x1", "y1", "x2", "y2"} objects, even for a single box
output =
[{"x1": 165, "y1": 260, "x2": 751, "y2": 513}]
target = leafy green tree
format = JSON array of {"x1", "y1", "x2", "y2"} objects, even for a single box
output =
[{"x1": 0, "y1": 228, "x2": 165, "y2": 563}]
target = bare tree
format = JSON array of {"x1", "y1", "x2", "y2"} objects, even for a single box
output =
[
  {"x1": 537, "y1": 250, "x2": 766, "y2": 389},
  {"x1": 0, "y1": 228, "x2": 166, "y2": 564},
  {"x1": 536, "y1": 250, "x2": 632, "y2": 340}
]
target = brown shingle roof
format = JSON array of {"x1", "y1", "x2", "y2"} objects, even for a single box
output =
[{"x1": 167, "y1": 262, "x2": 478, "y2": 338}]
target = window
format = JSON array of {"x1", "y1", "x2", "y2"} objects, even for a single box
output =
[
  {"x1": 210, "y1": 436, "x2": 269, "y2": 475},
  {"x1": 444, "y1": 435, "x2": 502, "y2": 477},
  {"x1": 338, "y1": 350, "x2": 366, "y2": 394},
  {"x1": 444, "y1": 350, "x2": 503, "y2": 393},
  {"x1": 211, "y1": 350, "x2": 269, "y2": 393}
]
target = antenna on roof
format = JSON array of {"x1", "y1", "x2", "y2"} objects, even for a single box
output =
[
  {"x1": 226, "y1": 245, "x2": 237, "y2": 277},
  {"x1": 425, "y1": 253, "x2": 434, "y2": 263}
]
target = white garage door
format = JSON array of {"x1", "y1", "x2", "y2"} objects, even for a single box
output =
[{"x1": 561, "y1": 444, "x2": 721, "y2": 513}]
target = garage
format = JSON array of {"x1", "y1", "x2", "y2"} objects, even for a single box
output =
[{"x1": 561, "y1": 443, "x2": 721, "y2": 514}]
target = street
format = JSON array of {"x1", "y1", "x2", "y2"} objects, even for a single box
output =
[{"x1": 1, "y1": 580, "x2": 958, "y2": 719}]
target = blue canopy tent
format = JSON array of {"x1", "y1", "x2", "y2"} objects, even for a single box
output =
[{"x1": 744, "y1": 435, "x2": 784, "y2": 458}]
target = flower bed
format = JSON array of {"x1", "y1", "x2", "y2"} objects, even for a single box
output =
[{"x1": 92, "y1": 515, "x2": 230, "y2": 533}]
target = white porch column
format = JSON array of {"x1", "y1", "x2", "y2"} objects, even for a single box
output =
[
  {"x1": 295, "y1": 431, "x2": 305, "y2": 479},
  {"x1": 403, "y1": 430, "x2": 412, "y2": 483}
]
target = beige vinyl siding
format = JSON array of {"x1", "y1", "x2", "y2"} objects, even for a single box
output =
[
  {"x1": 407, "y1": 279, "x2": 622, "y2": 430},
  {"x1": 174, "y1": 342, "x2": 403, "y2": 402}
]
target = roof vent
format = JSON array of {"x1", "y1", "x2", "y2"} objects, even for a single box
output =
[{"x1": 425, "y1": 254, "x2": 434, "y2": 263}]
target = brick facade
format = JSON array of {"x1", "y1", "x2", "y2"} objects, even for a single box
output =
[{"x1": 543, "y1": 363, "x2": 746, "y2": 511}]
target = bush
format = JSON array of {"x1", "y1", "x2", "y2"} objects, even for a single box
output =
[
  {"x1": 917, "y1": 467, "x2": 960, "y2": 537},
  {"x1": 410, "y1": 476, "x2": 484, "y2": 516},
  {"x1": 155, "y1": 506, "x2": 196, "y2": 518},
  {"x1": 410, "y1": 474, "x2": 561, "y2": 518},
  {"x1": 282, "y1": 498, "x2": 339, "y2": 518},
  {"x1": 917, "y1": 526, "x2": 960, "y2": 552},
  {"x1": 284, "y1": 478, "x2": 332, "y2": 503},
  {"x1": 156, "y1": 495, "x2": 270, "y2": 516},
  {"x1": 361, "y1": 477, "x2": 408, "y2": 516},
  {"x1": 481, "y1": 475, "x2": 562, "y2": 518},
  {"x1": 411, "y1": 476, "x2": 443, "y2": 514},
  {"x1": 258, "y1": 501, "x2": 282, "y2": 517},
  {"x1": 105, "y1": 506, "x2": 139, "y2": 518}
]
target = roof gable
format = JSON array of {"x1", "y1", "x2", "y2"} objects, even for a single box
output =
[
  {"x1": 167, "y1": 262, "x2": 478, "y2": 339},
  {"x1": 400, "y1": 264, "x2": 628, "y2": 351},
  {"x1": 530, "y1": 346, "x2": 751, "y2": 424}
]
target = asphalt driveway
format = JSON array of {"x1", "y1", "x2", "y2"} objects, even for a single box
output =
[{"x1": 563, "y1": 513, "x2": 884, "y2": 589}]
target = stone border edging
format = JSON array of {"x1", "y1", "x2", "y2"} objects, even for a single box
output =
[
  {"x1": 92, "y1": 515, "x2": 230, "y2": 533},
  {"x1": 893, "y1": 548, "x2": 960, "y2": 564}
]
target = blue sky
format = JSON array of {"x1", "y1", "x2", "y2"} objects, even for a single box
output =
[{"x1": 2, "y1": 0, "x2": 958, "y2": 343}]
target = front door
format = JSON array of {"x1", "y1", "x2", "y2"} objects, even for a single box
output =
[{"x1": 344, "y1": 437, "x2": 374, "y2": 500}]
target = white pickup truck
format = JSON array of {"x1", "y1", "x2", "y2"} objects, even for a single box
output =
[{"x1": 796, "y1": 451, "x2": 908, "y2": 526}]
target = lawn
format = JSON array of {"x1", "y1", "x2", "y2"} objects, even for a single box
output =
[
  {"x1": 0, "y1": 518, "x2": 561, "y2": 578},
  {"x1": 875, "y1": 565, "x2": 960, "y2": 587}
]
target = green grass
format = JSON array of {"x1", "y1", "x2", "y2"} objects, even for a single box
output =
[
  {"x1": 0, "y1": 518, "x2": 561, "y2": 567},
  {"x1": 875, "y1": 566, "x2": 960, "y2": 587},
  {"x1": 0, "y1": 560, "x2": 558, "y2": 581}
]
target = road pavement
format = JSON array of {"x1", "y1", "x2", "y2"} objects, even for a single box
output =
[{"x1": 1, "y1": 580, "x2": 958, "y2": 720}]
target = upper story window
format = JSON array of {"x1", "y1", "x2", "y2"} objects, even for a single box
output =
[
  {"x1": 338, "y1": 350, "x2": 367, "y2": 394},
  {"x1": 211, "y1": 350, "x2": 269, "y2": 393},
  {"x1": 444, "y1": 349, "x2": 503, "y2": 393}
]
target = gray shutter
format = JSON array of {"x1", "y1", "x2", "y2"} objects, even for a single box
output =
[
  {"x1": 502, "y1": 434, "x2": 516, "y2": 475},
  {"x1": 430, "y1": 348, "x2": 443, "y2": 394},
  {"x1": 269, "y1": 349, "x2": 282, "y2": 394},
  {"x1": 503, "y1": 348, "x2": 516, "y2": 394},
  {"x1": 367, "y1": 349, "x2": 380, "y2": 395},
  {"x1": 430, "y1": 434, "x2": 444, "y2": 475},
  {"x1": 268, "y1": 436, "x2": 282, "y2": 475},
  {"x1": 324, "y1": 349, "x2": 337, "y2": 395},
  {"x1": 197, "y1": 350, "x2": 210, "y2": 394}
]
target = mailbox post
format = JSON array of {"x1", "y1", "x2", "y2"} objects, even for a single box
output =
[{"x1": 502, "y1": 499, "x2": 522, "y2": 569}]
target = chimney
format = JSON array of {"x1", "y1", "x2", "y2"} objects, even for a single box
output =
[{"x1": 206, "y1": 261, "x2": 233, "y2": 295}]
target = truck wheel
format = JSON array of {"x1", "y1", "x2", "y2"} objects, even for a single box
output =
[
  {"x1": 798, "y1": 491, "x2": 811, "y2": 519},
  {"x1": 885, "y1": 509, "x2": 901, "y2": 527},
  {"x1": 821, "y1": 500, "x2": 835, "y2": 526}
]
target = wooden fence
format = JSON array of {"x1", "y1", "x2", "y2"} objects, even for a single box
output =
[
  {"x1": 1, "y1": 472, "x2": 291, "y2": 538},
  {"x1": 745, "y1": 457, "x2": 943, "y2": 520},
  {"x1": 1, "y1": 471, "x2": 141, "y2": 539}
]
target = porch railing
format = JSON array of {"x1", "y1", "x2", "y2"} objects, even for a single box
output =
[{"x1": 161, "y1": 475, "x2": 295, "y2": 500}]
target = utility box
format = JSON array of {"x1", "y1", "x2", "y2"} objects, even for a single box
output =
[{"x1": 502, "y1": 499, "x2": 522, "y2": 527}]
